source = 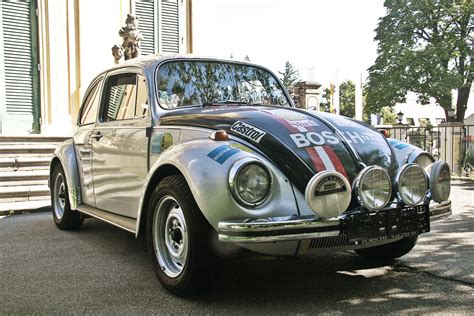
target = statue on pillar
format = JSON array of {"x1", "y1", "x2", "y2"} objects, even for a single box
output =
[{"x1": 112, "y1": 14, "x2": 143, "y2": 64}]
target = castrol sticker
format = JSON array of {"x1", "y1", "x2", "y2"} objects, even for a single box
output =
[{"x1": 230, "y1": 121, "x2": 266, "y2": 143}]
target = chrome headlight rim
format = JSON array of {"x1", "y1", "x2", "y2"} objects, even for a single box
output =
[
  {"x1": 228, "y1": 157, "x2": 273, "y2": 208},
  {"x1": 353, "y1": 165, "x2": 392, "y2": 212},
  {"x1": 395, "y1": 163, "x2": 428, "y2": 207}
]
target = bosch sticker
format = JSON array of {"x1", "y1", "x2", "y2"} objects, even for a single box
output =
[{"x1": 289, "y1": 131, "x2": 340, "y2": 148}]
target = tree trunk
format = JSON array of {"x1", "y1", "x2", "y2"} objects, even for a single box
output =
[
  {"x1": 456, "y1": 85, "x2": 471, "y2": 122},
  {"x1": 437, "y1": 94, "x2": 453, "y2": 122}
]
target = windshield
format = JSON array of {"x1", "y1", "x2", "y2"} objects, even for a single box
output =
[{"x1": 156, "y1": 61, "x2": 290, "y2": 109}]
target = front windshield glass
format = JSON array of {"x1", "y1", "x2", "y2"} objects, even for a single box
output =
[{"x1": 156, "y1": 61, "x2": 290, "y2": 109}]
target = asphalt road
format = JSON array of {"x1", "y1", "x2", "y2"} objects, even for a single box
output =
[{"x1": 1, "y1": 181, "x2": 473, "y2": 314}]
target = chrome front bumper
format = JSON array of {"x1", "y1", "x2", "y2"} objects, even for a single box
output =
[{"x1": 218, "y1": 200, "x2": 452, "y2": 243}]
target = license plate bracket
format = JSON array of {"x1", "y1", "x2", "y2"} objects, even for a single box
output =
[{"x1": 342, "y1": 205, "x2": 430, "y2": 245}]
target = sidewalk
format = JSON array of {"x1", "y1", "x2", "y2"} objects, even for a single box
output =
[{"x1": 0, "y1": 200, "x2": 50, "y2": 216}]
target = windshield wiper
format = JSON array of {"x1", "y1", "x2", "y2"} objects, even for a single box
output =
[{"x1": 202, "y1": 100, "x2": 250, "y2": 106}]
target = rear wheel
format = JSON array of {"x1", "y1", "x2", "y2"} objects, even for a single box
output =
[
  {"x1": 354, "y1": 236, "x2": 418, "y2": 260},
  {"x1": 146, "y1": 175, "x2": 214, "y2": 296},
  {"x1": 51, "y1": 164, "x2": 83, "y2": 230}
]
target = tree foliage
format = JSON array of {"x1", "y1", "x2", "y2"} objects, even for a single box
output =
[
  {"x1": 320, "y1": 88, "x2": 332, "y2": 112},
  {"x1": 366, "y1": 0, "x2": 473, "y2": 121},
  {"x1": 340, "y1": 80, "x2": 356, "y2": 117},
  {"x1": 381, "y1": 106, "x2": 397, "y2": 124},
  {"x1": 279, "y1": 61, "x2": 301, "y2": 88}
]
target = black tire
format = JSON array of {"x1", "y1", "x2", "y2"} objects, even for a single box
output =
[
  {"x1": 354, "y1": 236, "x2": 418, "y2": 261},
  {"x1": 146, "y1": 175, "x2": 214, "y2": 296},
  {"x1": 51, "y1": 164, "x2": 83, "y2": 230}
]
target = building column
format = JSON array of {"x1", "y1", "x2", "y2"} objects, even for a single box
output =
[{"x1": 38, "y1": 0, "x2": 76, "y2": 135}]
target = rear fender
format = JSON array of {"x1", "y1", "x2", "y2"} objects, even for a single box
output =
[{"x1": 49, "y1": 139, "x2": 81, "y2": 209}]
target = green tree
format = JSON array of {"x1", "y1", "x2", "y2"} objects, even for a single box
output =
[
  {"x1": 340, "y1": 80, "x2": 356, "y2": 117},
  {"x1": 278, "y1": 61, "x2": 301, "y2": 88},
  {"x1": 380, "y1": 106, "x2": 397, "y2": 124},
  {"x1": 319, "y1": 87, "x2": 332, "y2": 112},
  {"x1": 366, "y1": 0, "x2": 473, "y2": 122}
]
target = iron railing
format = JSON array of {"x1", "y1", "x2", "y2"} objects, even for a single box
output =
[{"x1": 381, "y1": 124, "x2": 474, "y2": 175}]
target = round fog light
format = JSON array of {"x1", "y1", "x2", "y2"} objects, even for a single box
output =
[
  {"x1": 305, "y1": 170, "x2": 351, "y2": 218},
  {"x1": 428, "y1": 161, "x2": 451, "y2": 203},
  {"x1": 396, "y1": 164, "x2": 428, "y2": 206},
  {"x1": 354, "y1": 166, "x2": 392, "y2": 211}
]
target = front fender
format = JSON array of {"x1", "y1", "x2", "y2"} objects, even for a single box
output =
[
  {"x1": 387, "y1": 138, "x2": 434, "y2": 166},
  {"x1": 50, "y1": 139, "x2": 81, "y2": 209},
  {"x1": 136, "y1": 138, "x2": 299, "y2": 236}
]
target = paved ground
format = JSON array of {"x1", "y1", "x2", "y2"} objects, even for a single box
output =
[{"x1": 1, "y1": 182, "x2": 473, "y2": 314}]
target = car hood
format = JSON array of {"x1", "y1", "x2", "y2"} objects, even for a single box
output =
[{"x1": 159, "y1": 106, "x2": 397, "y2": 193}]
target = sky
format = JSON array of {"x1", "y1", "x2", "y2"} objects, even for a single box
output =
[{"x1": 192, "y1": 0, "x2": 386, "y2": 87}]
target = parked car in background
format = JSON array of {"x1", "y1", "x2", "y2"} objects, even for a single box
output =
[{"x1": 50, "y1": 55, "x2": 452, "y2": 296}]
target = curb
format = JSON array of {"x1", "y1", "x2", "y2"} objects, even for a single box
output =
[
  {"x1": 451, "y1": 176, "x2": 474, "y2": 183},
  {"x1": 0, "y1": 204, "x2": 51, "y2": 217}
]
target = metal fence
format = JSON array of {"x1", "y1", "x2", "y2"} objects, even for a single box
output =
[{"x1": 382, "y1": 124, "x2": 474, "y2": 175}]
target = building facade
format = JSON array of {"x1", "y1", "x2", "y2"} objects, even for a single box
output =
[{"x1": 0, "y1": 0, "x2": 192, "y2": 135}]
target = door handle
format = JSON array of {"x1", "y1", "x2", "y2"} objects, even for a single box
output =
[{"x1": 91, "y1": 131, "x2": 103, "y2": 140}]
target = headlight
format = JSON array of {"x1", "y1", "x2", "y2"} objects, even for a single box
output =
[
  {"x1": 428, "y1": 161, "x2": 451, "y2": 202},
  {"x1": 395, "y1": 164, "x2": 428, "y2": 206},
  {"x1": 229, "y1": 158, "x2": 272, "y2": 207},
  {"x1": 412, "y1": 152, "x2": 435, "y2": 169},
  {"x1": 353, "y1": 166, "x2": 392, "y2": 211}
]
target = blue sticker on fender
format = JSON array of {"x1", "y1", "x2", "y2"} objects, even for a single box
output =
[
  {"x1": 151, "y1": 134, "x2": 163, "y2": 154},
  {"x1": 388, "y1": 139, "x2": 409, "y2": 150},
  {"x1": 207, "y1": 145, "x2": 239, "y2": 164}
]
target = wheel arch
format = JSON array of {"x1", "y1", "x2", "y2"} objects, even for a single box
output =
[
  {"x1": 49, "y1": 139, "x2": 82, "y2": 209},
  {"x1": 136, "y1": 163, "x2": 184, "y2": 237}
]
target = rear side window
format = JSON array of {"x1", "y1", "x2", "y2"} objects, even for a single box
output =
[
  {"x1": 79, "y1": 79, "x2": 102, "y2": 125},
  {"x1": 101, "y1": 73, "x2": 148, "y2": 122}
]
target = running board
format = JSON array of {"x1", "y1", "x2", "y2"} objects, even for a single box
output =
[{"x1": 76, "y1": 204, "x2": 136, "y2": 234}]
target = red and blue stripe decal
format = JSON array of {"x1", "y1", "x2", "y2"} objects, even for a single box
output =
[{"x1": 259, "y1": 109, "x2": 348, "y2": 178}]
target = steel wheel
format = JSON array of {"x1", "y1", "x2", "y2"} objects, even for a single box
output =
[
  {"x1": 51, "y1": 164, "x2": 83, "y2": 230},
  {"x1": 153, "y1": 196, "x2": 189, "y2": 278},
  {"x1": 53, "y1": 172, "x2": 66, "y2": 220}
]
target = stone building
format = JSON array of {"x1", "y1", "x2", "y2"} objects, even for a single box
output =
[
  {"x1": 292, "y1": 81, "x2": 321, "y2": 109},
  {"x1": 0, "y1": 0, "x2": 192, "y2": 135}
]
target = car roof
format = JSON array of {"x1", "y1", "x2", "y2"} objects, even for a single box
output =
[{"x1": 100, "y1": 54, "x2": 272, "y2": 75}]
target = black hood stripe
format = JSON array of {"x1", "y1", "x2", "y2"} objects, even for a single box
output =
[
  {"x1": 159, "y1": 106, "x2": 393, "y2": 193},
  {"x1": 257, "y1": 109, "x2": 348, "y2": 179}
]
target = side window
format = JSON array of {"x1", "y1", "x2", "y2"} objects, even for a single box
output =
[
  {"x1": 135, "y1": 75, "x2": 148, "y2": 118},
  {"x1": 79, "y1": 79, "x2": 102, "y2": 125},
  {"x1": 103, "y1": 73, "x2": 137, "y2": 122}
]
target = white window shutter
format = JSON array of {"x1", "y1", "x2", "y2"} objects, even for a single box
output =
[
  {"x1": 133, "y1": 0, "x2": 157, "y2": 55},
  {"x1": 132, "y1": 0, "x2": 185, "y2": 55},
  {"x1": 159, "y1": 0, "x2": 180, "y2": 53}
]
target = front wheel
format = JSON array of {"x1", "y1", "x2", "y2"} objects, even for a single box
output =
[
  {"x1": 354, "y1": 236, "x2": 418, "y2": 261},
  {"x1": 51, "y1": 164, "x2": 83, "y2": 230},
  {"x1": 146, "y1": 175, "x2": 214, "y2": 296}
]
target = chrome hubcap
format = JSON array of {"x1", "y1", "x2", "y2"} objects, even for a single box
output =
[
  {"x1": 153, "y1": 196, "x2": 188, "y2": 278},
  {"x1": 53, "y1": 173, "x2": 66, "y2": 219}
]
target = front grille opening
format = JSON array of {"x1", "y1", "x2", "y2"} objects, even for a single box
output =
[{"x1": 309, "y1": 235, "x2": 348, "y2": 249}]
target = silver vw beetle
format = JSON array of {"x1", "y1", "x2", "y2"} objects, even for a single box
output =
[{"x1": 50, "y1": 55, "x2": 452, "y2": 295}]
